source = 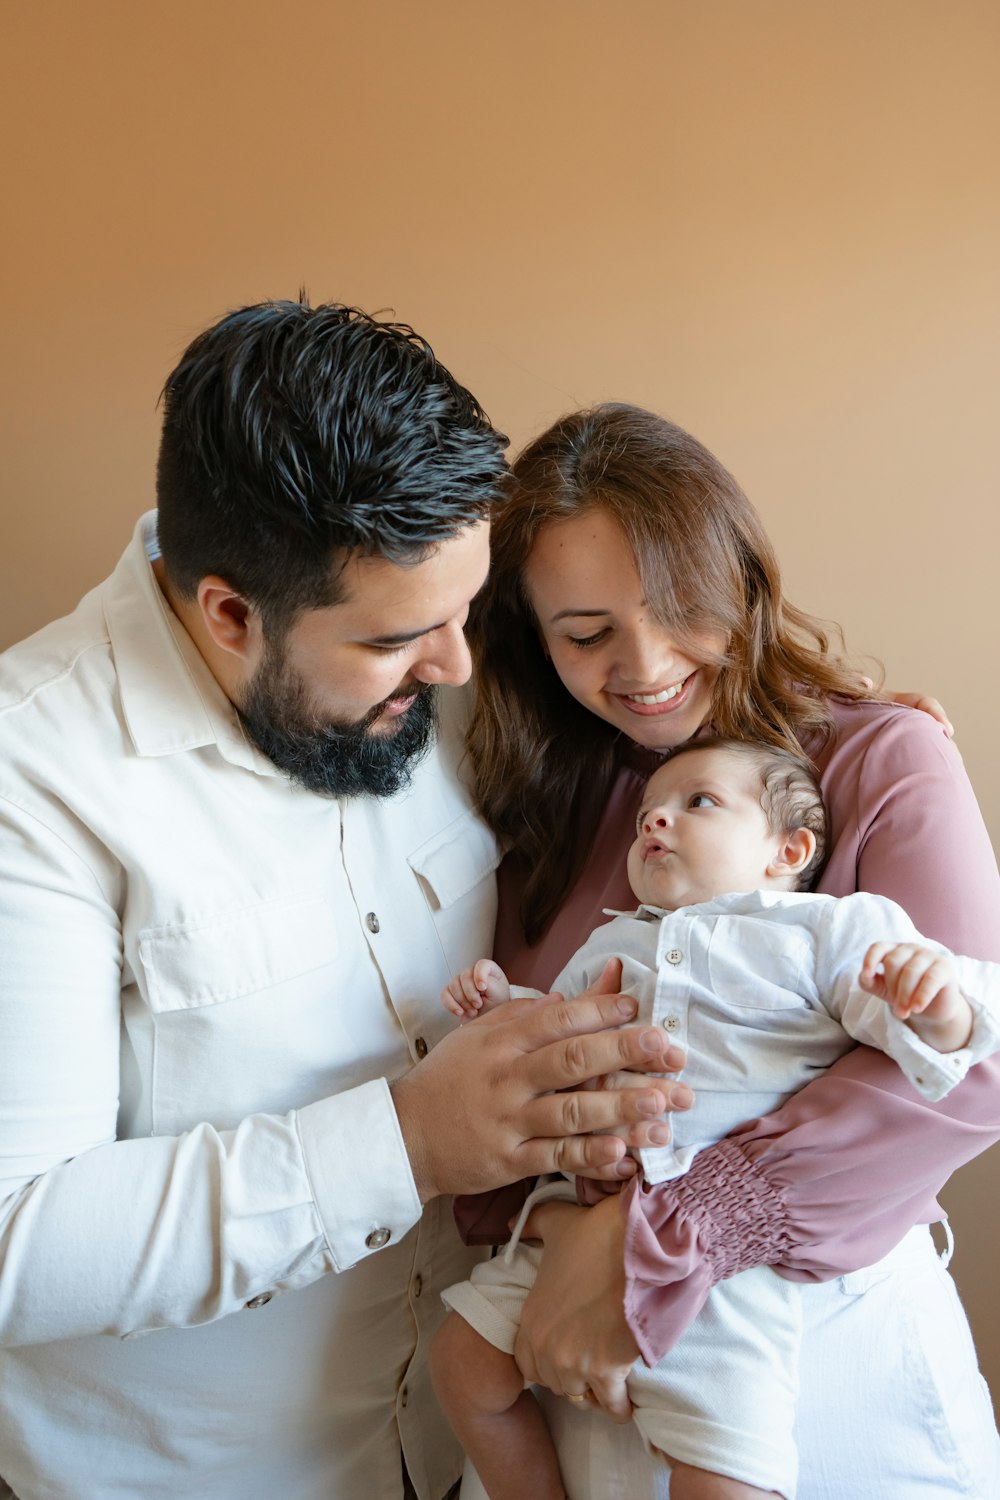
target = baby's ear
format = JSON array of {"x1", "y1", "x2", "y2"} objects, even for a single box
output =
[{"x1": 767, "y1": 827, "x2": 816, "y2": 883}]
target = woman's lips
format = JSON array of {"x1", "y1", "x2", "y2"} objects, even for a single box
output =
[{"x1": 615, "y1": 671, "x2": 695, "y2": 717}]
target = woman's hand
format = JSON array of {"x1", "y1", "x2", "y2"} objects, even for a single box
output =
[{"x1": 513, "y1": 1195, "x2": 639, "y2": 1423}]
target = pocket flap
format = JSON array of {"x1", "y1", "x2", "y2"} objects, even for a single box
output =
[
  {"x1": 138, "y1": 896, "x2": 340, "y2": 1013},
  {"x1": 407, "y1": 810, "x2": 500, "y2": 911}
]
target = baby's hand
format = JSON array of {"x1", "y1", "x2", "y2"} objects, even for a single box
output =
[
  {"x1": 441, "y1": 958, "x2": 511, "y2": 1019},
  {"x1": 859, "y1": 942, "x2": 972, "y2": 1050}
]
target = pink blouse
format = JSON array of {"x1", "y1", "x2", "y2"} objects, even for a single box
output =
[{"x1": 459, "y1": 699, "x2": 1000, "y2": 1364}]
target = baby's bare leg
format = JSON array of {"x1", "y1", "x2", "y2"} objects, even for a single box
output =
[
  {"x1": 430, "y1": 1311, "x2": 566, "y2": 1500},
  {"x1": 669, "y1": 1461, "x2": 784, "y2": 1500}
]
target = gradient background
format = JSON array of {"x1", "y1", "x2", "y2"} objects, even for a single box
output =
[{"x1": 3, "y1": 0, "x2": 999, "y2": 1404}]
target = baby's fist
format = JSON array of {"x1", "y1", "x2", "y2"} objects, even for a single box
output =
[{"x1": 441, "y1": 958, "x2": 511, "y2": 1019}]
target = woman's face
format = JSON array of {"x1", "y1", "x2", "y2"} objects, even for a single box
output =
[{"x1": 522, "y1": 506, "x2": 726, "y2": 751}]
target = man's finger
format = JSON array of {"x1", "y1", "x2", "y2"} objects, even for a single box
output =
[
  {"x1": 512, "y1": 1095, "x2": 692, "y2": 1182},
  {"x1": 520, "y1": 1072, "x2": 693, "y2": 1137},
  {"x1": 520, "y1": 1023, "x2": 685, "y2": 1098}
]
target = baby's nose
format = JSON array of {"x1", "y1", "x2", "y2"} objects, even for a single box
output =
[{"x1": 644, "y1": 811, "x2": 669, "y2": 832}]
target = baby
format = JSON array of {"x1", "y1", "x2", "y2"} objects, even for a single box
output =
[{"x1": 430, "y1": 737, "x2": 1000, "y2": 1500}]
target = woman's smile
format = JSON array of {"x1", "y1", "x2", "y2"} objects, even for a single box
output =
[{"x1": 615, "y1": 669, "x2": 702, "y2": 716}]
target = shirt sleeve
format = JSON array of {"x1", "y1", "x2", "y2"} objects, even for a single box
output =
[
  {"x1": 0, "y1": 797, "x2": 422, "y2": 1349},
  {"x1": 816, "y1": 896, "x2": 1000, "y2": 1103},
  {"x1": 622, "y1": 707, "x2": 1000, "y2": 1366}
]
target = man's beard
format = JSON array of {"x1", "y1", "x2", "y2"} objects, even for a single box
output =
[{"x1": 236, "y1": 645, "x2": 437, "y2": 798}]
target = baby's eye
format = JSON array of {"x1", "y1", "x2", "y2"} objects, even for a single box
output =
[{"x1": 688, "y1": 793, "x2": 717, "y2": 809}]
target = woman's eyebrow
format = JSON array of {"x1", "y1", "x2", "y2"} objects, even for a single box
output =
[{"x1": 550, "y1": 607, "x2": 611, "y2": 622}]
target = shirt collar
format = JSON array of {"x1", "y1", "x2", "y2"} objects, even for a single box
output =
[
  {"x1": 101, "y1": 513, "x2": 276, "y2": 774},
  {"x1": 604, "y1": 890, "x2": 809, "y2": 921}
]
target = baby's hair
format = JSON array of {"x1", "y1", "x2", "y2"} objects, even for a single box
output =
[{"x1": 663, "y1": 737, "x2": 828, "y2": 890}]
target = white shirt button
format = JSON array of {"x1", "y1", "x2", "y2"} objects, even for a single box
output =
[
  {"x1": 366, "y1": 912, "x2": 380, "y2": 934},
  {"x1": 665, "y1": 948, "x2": 683, "y2": 965},
  {"x1": 366, "y1": 1227, "x2": 392, "y2": 1250},
  {"x1": 663, "y1": 1016, "x2": 680, "y2": 1031},
  {"x1": 244, "y1": 1292, "x2": 273, "y2": 1309}
]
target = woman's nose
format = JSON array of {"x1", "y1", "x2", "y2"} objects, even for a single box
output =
[{"x1": 619, "y1": 623, "x2": 680, "y2": 687}]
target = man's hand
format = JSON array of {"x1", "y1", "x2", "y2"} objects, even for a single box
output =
[
  {"x1": 392, "y1": 959, "x2": 691, "y2": 1202},
  {"x1": 886, "y1": 690, "x2": 954, "y2": 738}
]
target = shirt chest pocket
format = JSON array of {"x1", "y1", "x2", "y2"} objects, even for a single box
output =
[
  {"x1": 705, "y1": 916, "x2": 810, "y2": 1010},
  {"x1": 135, "y1": 897, "x2": 346, "y2": 1133},
  {"x1": 406, "y1": 810, "x2": 500, "y2": 980}
]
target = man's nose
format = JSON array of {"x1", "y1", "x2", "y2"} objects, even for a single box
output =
[{"x1": 412, "y1": 621, "x2": 473, "y2": 687}]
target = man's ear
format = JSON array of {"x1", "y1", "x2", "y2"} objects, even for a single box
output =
[
  {"x1": 196, "y1": 576, "x2": 261, "y2": 662},
  {"x1": 767, "y1": 827, "x2": 816, "y2": 881}
]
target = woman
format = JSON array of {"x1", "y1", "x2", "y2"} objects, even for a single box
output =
[{"x1": 460, "y1": 404, "x2": 1000, "y2": 1497}]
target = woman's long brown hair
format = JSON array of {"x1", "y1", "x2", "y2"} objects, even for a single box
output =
[{"x1": 467, "y1": 403, "x2": 878, "y2": 945}]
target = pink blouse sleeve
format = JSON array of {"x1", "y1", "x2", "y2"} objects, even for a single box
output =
[
  {"x1": 816, "y1": 704, "x2": 1000, "y2": 958},
  {"x1": 623, "y1": 704, "x2": 1000, "y2": 1366}
]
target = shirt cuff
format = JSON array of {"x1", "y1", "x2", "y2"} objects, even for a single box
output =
[
  {"x1": 883, "y1": 988, "x2": 1000, "y2": 1102},
  {"x1": 295, "y1": 1079, "x2": 422, "y2": 1271}
]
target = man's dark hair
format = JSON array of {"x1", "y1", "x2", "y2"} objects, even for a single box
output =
[{"x1": 156, "y1": 298, "x2": 509, "y2": 629}]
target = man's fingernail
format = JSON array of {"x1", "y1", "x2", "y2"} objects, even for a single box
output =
[
  {"x1": 617, "y1": 997, "x2": 637, "y2": 1017},
  {"x1": 672, "y1": 1084, "x2": 694, "y2": 1109},
  {"x1": 635, "y1": 1093, "x2": 662, "y2": 1115},
  {"x1": 648, "y1": 1125, "x2": 671, "y2": 1145},
  {"x1": 640, "y1": 1029, "x2": 666, "y2": 1052},
  {"x1": 615, "y1": 1158, "x2": 637, "y2": 1177}
]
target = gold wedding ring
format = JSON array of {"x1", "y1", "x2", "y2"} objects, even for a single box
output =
[{"x1": 566, "y1": 1390, "x2": 589, "y2": 1404}]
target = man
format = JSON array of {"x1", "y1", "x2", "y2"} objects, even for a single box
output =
[{"x1": 0, "y1": 301, "x2": 684, "y2": 1500}]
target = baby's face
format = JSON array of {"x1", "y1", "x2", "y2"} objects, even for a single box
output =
[{"x1": 627, "y1": 747, "x2": 784, "y2": 911}]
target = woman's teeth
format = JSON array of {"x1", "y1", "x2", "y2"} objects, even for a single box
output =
[{"x1": 626, "y1": 681, "x2": 685, "y2": 705}]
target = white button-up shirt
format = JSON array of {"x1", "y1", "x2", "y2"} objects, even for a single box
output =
[
  {"x1": 550, "y1": 890, "x2": 1000, "y2": 1186},
  {"x1": 0, "y1": 517, "x2": 499, "y2": 1500}
]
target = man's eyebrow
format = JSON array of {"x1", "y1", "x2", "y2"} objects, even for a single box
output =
[
  {"x1": 362, "y1": 567, "x2": 491, "y2": 647},
  {"x1": 363, "y1": 624, "x2": 442, "y2": 647}
]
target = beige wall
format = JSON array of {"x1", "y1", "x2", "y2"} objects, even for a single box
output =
[{"x1": 3, "y1": 0, "x2": 999, "y2": 1402}]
